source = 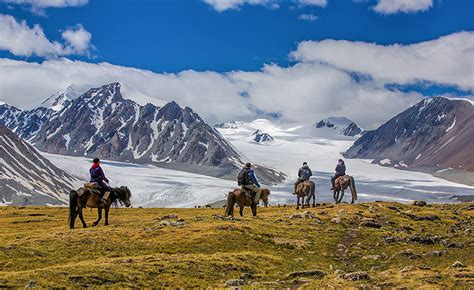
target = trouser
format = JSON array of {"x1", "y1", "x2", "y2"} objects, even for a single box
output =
[
  {"x1": 294, "y1": 178, "x2": 305, "y2": 193},
  {"x1": 242, "y1": 184, "x2": 262, "y2": 203},
  {"x1": 331, "y1": 174, "x2": 344, "y2": 189},
  {"x1": 97, "y1": 180, "x2": 112, "y2": 193}
]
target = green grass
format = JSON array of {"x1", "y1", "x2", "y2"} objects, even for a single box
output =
[{"x1": 0, "y1": 202, "x2": 473, "y2": 287}]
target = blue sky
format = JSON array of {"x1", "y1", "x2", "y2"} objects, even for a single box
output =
[
  {"x1": 0, "y1": 0, "x2": 473, "y2": 128},
  {"x1": 1, "y1": 0, "x2": 473, "y2": 72}
]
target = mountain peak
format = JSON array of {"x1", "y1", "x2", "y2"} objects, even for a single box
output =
[
  {"x1": 40, "y1": 84, "x2": 83, "y2": 112},
  {"x1": 314, "y1": 116, "x2": 363, "y2": 137}
]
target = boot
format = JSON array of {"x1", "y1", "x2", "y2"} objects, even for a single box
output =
[{"x1": 101, "y1": 191, "x2": 110, "y2": 203}]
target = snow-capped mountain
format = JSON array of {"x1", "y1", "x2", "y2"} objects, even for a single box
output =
[
  {"x1": 314, "y1": 117, "x2": 363, "y2": 137},
  {"x1": 344, "y1": 97, "x2": 474, "y2": 172},
  {"x1": 1, "y1": 82, "x2": 285, "y2": 184},
  {"x1": 40, "y1": 85, "x2": 83, "y2": 112},
  {"x1": 252, "y1": 129, "x2": 274, "y2": 143},
  {"x1": 0, "y1": 125, "x2": 79, "y2": 205}
]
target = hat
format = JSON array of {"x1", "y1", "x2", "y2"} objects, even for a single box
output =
[
  {"x1": 93, "y1": 158, "x2": 100, "y2": 164},
  {"x1": 303, "y1": 162, "x2": 307, "y2": 165}
]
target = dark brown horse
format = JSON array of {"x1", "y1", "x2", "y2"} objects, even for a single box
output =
[
  {"x1": 295, "y1": 180, "x2": 315, "y2": 209},
  {"x1": 69, "y1": 186, "x2": 132, "y2": 229},
  {"x1": 225, "y1": 188, "x2": 270, "y2": 217},
  {"x1": 333, "y1": 175, "x2": 357, "y2": 204}
]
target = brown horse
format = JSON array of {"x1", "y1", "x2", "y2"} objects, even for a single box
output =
[
  {"x1": 295, "y1": 180, "x2": 315, "y2": 209},
  {"x1": 333, "y1": 175, "x2": 357, "y2": 204},
  {"x1": 69, "y1": 186, "x2": 132, "y2": 229},
  {"x1": 225, "y1": 188, "x2": 271, "y2": 217}
]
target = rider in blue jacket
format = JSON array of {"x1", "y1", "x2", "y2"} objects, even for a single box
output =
[
  {"x1": 239, "y1": 162, "x2": 262, "y2": 204},
  {"x1": 90, "y1": 158, "x2": 111, "y2": 202}
]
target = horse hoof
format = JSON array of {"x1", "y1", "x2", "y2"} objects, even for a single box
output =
[
  {"x1": 83, "y1": 225, "x2": 88, "y2": 228},
  {"x1": 92, "y1": 222, "x2": 98, "y2": 227}
]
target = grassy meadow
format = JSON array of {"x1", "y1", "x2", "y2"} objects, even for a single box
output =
[{"x1": 0, "y1": 202, "x2": 473, "y2": 287}]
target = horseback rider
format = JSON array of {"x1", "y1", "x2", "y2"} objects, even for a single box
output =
[
  {"x1": 237, "y1": 162, "x2": 262, "y2": 204},
  {"x1": 90, "y1": 158, "x2": 111, "y2": 203},
  {"x1": 331, "y1": 159, "x2": 346, "y2": 190},
  {"x1": 294, "y1": 162, "x2": 312, "y2": 194}
]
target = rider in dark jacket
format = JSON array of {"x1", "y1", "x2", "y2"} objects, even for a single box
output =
[
  {"x1": 331, "y1": 159, "x2": 346, "y2": 189},
  {"x1": 90, "y1": 158, "x2": 111, "y2": 202},
  {"x1": 294, "y1": 162, "x2": 312, "y2": 193},
  {"x1": 239, "y1": 162, "x2": 262, "y2": 204}
]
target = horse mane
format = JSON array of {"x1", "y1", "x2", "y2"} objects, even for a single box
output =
[{"x1": 111, "y1": 186, "x2": 131, "y2": 207}]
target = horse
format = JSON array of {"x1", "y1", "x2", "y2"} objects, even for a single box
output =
[
  {"x1": 333, "y1": 175, "x2": 357, "y2": 204},
  {"x1": 295, "y1": 180, "x2": 315, "y2": 209},
  {"x1": 69, "y1": 186, "x2": 132, "y2": 229},
  {"x1": 224, "y1": 188, "x2": 271, "y2": 217}
]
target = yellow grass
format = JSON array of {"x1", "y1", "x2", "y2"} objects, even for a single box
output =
[{"x1": 0, "y1": 202, "x2": 473, "y2": 287}]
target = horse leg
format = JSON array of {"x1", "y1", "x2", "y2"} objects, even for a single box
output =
[
  {"x1": 312, "y1": 193, "x2": 316, "y2": 207},
  {"x1": 70, "y1": 209, "x2": 79, "y2": 229},
  {"x1": 78, "y1": 208, "x2": 87, "y2": 228},
  {"x1": 104, "y1": 206, "x2": 110, "y2": 226},
  {"x1": 239, "y1": 205, "x2": 244, "y2": 217},
  {"x1": 296, "y1": 196, "x2": 300, "y2": 210},
  {"x1": 93, "y1": 208, "x2": 102, "y2": 226},
  {"x1": 338, "y1": 190, "x2": 344, "y2": 203},
  {"x1": 251, "y1": 203, "x2": 257, "y2": 217}
]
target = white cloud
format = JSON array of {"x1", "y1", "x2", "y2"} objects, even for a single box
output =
[
  {"x1": 0, "y1": 0, "x2": 88, "y2": 7},
  {"x1": 373, "y1": 0, "x2": 433, "y2": 15},
  {"x1": 291, "y1": 32, "x2": 474, "y2": 91},
  {"x1": 203, "y1": 0, "x2": 277, "y2": 12},
  {"x1": 0, "y1": 0, "x2": 88, "y2": 14},
  {"x1": 0, "y1": 56, "x2": 421, "y2": 129},
  {"x1": 61, "y1": 24, "x2": 93, "y2": 55},
  {"x1": 204, "y1": 0, "x2": 326, "y2": 12},
  {"x1": 298, "y1": 13, "x2": 319, "y2": 21},
  {"x1": 1, "y1": 32, "x2": 468, "y2": 130},
  {"x1": 297, "y1": 0, "x2": 327, "y2": 7},
  {"x1": 0, "y1": 14, "x2": 93, "y2": 58}
]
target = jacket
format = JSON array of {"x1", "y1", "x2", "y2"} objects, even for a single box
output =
[
  {"x1": 247, "y1": 169, "x2": 260, "y2": 188},
  {"x1": 335, "y1": 162, "x2": 346, "y2": 176},
  {"x1": 298, "y1": 165, "x2": 312, "y2": 180}
]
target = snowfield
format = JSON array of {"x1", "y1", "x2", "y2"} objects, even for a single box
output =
[{"x1": 43, "y1": 119, "x2": 474, "y2": 207}]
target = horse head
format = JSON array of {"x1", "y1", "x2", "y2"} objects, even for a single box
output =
[
  {"x1": 116, "y1": 186, "x2": 132, "y2": 207},
  {"x1": 261, "y1": 188, "x2": 270, "y2": 207}
]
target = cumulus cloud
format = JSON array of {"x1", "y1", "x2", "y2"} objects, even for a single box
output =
[
  {"x1": 1, "y1": 32, "x2": 467, "y2": 129},
  {"x1": 373, "y1": 0, "x2": 433, "y2": 15},
  {"x1": 0, "y1": 0, "x2": 88, "y2": 14},
  {"x1": 0, "y1": 56, "x2": 421, "y2": 129},
  {"x1": 291, "y1": 32, "x2": 474, "y2": 91},
  {"x1": 297, "y1": 0, "x2": 327, "y2": 7},
  {"x1": 0, "y1": 14, "x2": 93, "y2": 58},
  {"x1": 204, "y1": 0, "x2": 326, "y2": 12},
  {"x1": 298, "y1": 13, "x2": 319, "y2": 21}
]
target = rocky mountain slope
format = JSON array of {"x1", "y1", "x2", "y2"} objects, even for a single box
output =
[
  {"x1": 252, "y1": 129, "x2": 274, "y2": 143},
  {"x1": 314, "y1": 117, "x2": 363, "y2": 137},
  {"x1": 344, "y1": 97, "x2": 474, "y2": 174},
  {"x1": 0, "y1": 125, "x2": 79, "y2": 205},
  {"x1": 1, "y1": 83, "x2": 285, "y2": 184}
]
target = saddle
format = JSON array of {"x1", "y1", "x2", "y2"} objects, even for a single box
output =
[
  {"x1": 241, "y1": 188, "x2": 255, "y2": 199},
  {"x1": 83, "y1": 183, "x2": 110, "y2": 201}
]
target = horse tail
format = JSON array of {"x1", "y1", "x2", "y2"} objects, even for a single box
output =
[
  {"x1": 310, "y1": 181, "x2": 315, "y2": 196},
  {"x1": 69, "y1": 190, "x2": 78, "y2": 229},
  {"x1": 349, "y1": 176, "x2": 357, "y2": 200},
  {"x1": 225, "y1": 191, "x2": 236, "y2": 216}
]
